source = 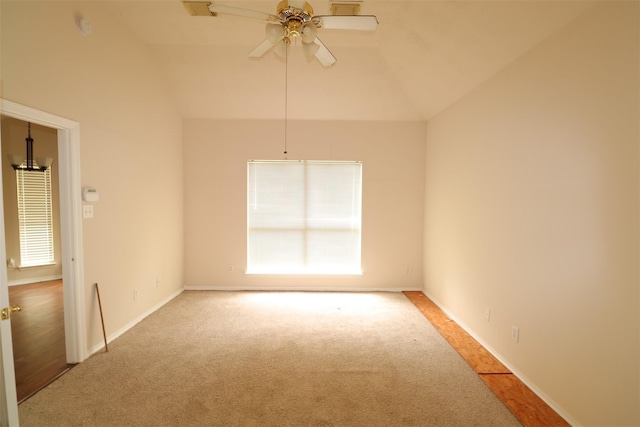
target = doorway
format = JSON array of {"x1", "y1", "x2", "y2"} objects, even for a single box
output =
[
  {"x1": 0, "y1": 117, "x2": 72, "y2": 402},
  {"x1": 0, "y1": 99, "x2": 87, "y2": 425}
]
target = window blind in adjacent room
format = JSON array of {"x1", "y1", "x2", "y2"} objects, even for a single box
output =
[
  {"x1": 16, "y1": 166, "x2": 55, "y2": 267},
  {"x1": 247, "y1": 160, "x2": 362, "y2": 275}
]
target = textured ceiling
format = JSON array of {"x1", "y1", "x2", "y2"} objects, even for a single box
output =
[{"x1": 101, "y1": 0, "x2": 596, "y2": 121}]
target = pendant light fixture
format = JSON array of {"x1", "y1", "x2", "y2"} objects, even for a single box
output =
[{"x1": 9, "y1": 123, "x2": 53, "y2": 172}]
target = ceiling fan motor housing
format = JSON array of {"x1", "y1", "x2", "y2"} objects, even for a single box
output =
[
  {"x1": 277, "y1": 0, "x2": 314, "y2": 22},
  {"x1": 276, "y1": 0, "x2": 316, "y2": 43}
]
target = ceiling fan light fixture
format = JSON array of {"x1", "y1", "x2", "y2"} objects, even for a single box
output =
[
  {"x1": 274, "y1": 39, "x2": 288, "y2": 59},
  {"x1": 301, "y1": 24, "x2": 317, "y2": 43},
  {"x1": 266, "y1": 23, "x2": 285, "y2": 42}
]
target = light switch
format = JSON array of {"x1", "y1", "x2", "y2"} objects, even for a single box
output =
[{"x1": 83, "y1": 205, "x2": 94, "y2": 219}]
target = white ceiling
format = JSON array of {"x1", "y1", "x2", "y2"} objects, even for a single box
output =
[{"x1": 101, "y1": 0, "x2": 596, "y2": 121}]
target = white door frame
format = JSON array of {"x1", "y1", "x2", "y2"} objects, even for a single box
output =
[{"x1": 0, "y1": 99, "x2": 87, "y2": 422}]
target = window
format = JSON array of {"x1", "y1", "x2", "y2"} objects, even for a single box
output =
[
  {"x1": 247, "y1": 160, "x2": 362, "y2": 275},
  {"x1": 16, "y1": 166, "x2": 55, "y2": 267}
]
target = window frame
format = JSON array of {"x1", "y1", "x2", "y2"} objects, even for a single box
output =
[{"x1": 246, "y1": 159, "x2": 363, "y2": 275}]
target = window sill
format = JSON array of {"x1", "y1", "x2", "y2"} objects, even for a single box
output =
[
  {"x1": 18, "y1": 262, "x2": 57, "y2": 270},
  {"x1": 245, "y1": 270, "x2": 363, "y2": 276}
]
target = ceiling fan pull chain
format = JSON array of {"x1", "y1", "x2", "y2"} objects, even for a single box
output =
[{"x1": 284, "y1": 42, "x2": 288, "y2": 159}]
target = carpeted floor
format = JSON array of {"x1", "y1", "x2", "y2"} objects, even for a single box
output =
[{"x1": 18, "y1": 291, "x2": 521, "y2": 426}]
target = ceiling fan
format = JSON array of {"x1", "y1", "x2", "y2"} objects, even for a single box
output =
[{"x1": 183, "y1": 0, "x2": 378, "y2": 66}]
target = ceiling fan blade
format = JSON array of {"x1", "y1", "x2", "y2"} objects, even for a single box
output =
[
  {"x1": 311, "y1": 37, "x2": 336, "y2": 67},
  {"x1": 249, "y1": 38, "x2": 276, "y2": 58},
  {"x1": 302, "y1": 41, "x2": 320, "y2": 60},
  {"x1": 314, "y1": 15, "x2": 378, "y2": 31},
  {"x1": 208, "y1": 3, "x2": 278, "y2": 21},
  {"x1": 183, "y1": 1, "x2": 215, "y2": 16}
]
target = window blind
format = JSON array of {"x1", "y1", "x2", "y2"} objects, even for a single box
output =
[
  {"x1": 247, "y1": 160, "x2": 362, "y2": 274},
  {"x1": 16, "y1": 166, "x2": 55, "y2": 267}
]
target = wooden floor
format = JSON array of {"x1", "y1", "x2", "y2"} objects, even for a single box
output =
[
  {"x1": 404, "y1": 291, "x2": 570, "y2": 427},
  {"x1": 9, "y1": 280, "x2": 73, "y2": 403}
]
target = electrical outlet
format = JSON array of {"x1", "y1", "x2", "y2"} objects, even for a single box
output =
[
  {"x1": 227, "y1": 264, "x2": 234, "y2": 272},
  {"x1": 405, "y1": 266, "x2": 410, "y2": 274},
  {"x1": 133, "y1": 289, "x2": 138, "y2": 301},
  {"x1": 484, "y1": 308, "x2": 491, "y2": 321},
  {"x1": 511, "y1": 325, "x2": 519, "y2": 342}
]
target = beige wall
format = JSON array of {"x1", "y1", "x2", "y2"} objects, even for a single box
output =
[
  {"x1": 423, "y1": 2, "x2": 639, "y2": 426},
  {"x1": 1, "y1": 118, "x2": 62, "y2": 284},
  {"x1": 1, "y1": 1, "x2": 184, "y2": 351},
  {"x1": 184, "y1": 119, "x2": 426, "y2": 290}
]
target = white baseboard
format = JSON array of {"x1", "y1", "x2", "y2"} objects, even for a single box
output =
[
  {"x1": 421, "y1": 289, "x2": 580, "y2": 427},
  {"x1": 183, "y1": 285, "x2": 422, "y2": 292},
  {"x1": 88, "y1": 288, "x2": 184, "y2": 357}
]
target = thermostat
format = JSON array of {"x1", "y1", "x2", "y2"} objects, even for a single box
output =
[{"x1": 82, "y1": 187, "x2": 99, "y2": 202}]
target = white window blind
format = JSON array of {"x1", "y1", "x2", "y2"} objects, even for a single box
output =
[
  {"x1": 247, "y1": 160, "x2": 362, "y2": 275},
  {"x1": 16, "y1": 166, "x2": 55, "y2": 267}
]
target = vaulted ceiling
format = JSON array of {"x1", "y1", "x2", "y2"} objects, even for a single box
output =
[{"x1": 101, "y1": 0, "x2": 595, "y2": 121}]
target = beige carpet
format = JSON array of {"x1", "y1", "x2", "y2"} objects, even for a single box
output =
[{"x1": 19, "y1": 291, "x2": 521, "y2": 426}]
